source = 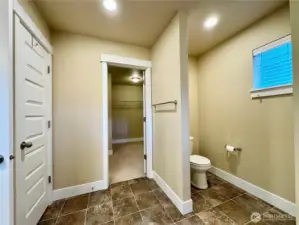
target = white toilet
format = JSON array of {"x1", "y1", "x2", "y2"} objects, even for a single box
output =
[{"x1": 190, "y1": 137, "x2": 211, "y2": 189}]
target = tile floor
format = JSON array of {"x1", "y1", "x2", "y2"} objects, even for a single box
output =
[{"x1": 38, "y1": 172, "x2": 296, "y2": 225}]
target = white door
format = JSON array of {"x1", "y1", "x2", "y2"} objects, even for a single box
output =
[
  {"x1": 143, "y1": 71, "x2": 147, "y2": 175},
  {"x1": 15, "y1": 17, "x2": 49, "y2": 225}
]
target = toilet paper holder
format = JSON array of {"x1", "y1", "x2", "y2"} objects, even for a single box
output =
[{"x1": 224, "y1": 145, "x2": 242, "y2": 151}]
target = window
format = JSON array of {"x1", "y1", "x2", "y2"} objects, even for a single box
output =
[{"x1": 251, "y1": 35, "x2": 293, "y2": 98}]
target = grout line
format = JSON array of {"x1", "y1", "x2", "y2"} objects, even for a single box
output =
[
  {"x1": 128, "y1": 182, "x2": 142, "y2": 213},
  {"x1": 54, "y1": 198, "x2": 66, "y2": 224},
  {"x1": 54, "y1": 217, "x2": 58, "y2": 225},
  {"x1": 110, "y1": 185, "x2": 116, "y2": 221},
  {"x1": 58, "y1": 209, "x2": 88, "y2": 217},
  {"x1": 151, "y1": 189, "x2": 176, "y2": 224},
  {"x1": 84, "y1": 192, "x2": 91, "y2": 225}
]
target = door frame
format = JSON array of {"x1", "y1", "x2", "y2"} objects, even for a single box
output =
[{"x1": 101, "y1": 54, "x2": 153, "y2": 188}]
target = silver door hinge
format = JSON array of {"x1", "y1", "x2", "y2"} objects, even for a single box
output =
[
  {"x1": 47, "y1": 66, "x2": 50, "y2": 74},
  {"x1": 144, "y1": 155, "x2": 147, "y2": 160},
  {"x1": 48, "y1": 176, "x2": 52, "y2": 184},
  {"x1": 143, "y1": 117, "x2": 146, "y2": 122},
  {"x1": 48, "y1": 120, "x2": 51, "y2": 128}
]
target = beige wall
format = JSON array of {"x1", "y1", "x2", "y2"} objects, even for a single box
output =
[
  {"x1": 188, "y1": 57, "x2": 199, "y2": 154},
  {"x1": 52, "y1": 32, "x2": 150, "y2": 189},
  {"x1": 290, "y1": 0, "x2": 299, "y2": 215},
  {"x1": 18, "y1": 0, "x2": 51, "y2": 42},
  {"x1": 197, "y1": 5, "x2": 295, "y2": 202},
  {"x1": 111, "y1": 85, "x2": 143, "y2": 140},
  {"x1": 151, "y1": 12, "x2": 190, "y2": 201}
]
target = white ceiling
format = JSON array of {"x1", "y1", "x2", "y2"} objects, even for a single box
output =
[{"x1": 35, "y1": 0, "x2": 287, "y2": 56}]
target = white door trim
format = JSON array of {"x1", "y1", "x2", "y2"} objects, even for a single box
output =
[
  {"x1": 0, "y1": 1, "x2": 14, "y2": 225},
  {"x1": 101, "y1": 54, "x2": 153, "y2": 188},
  {"x1": 13, "y1": 0, "x2": 52, "y2": 54}
]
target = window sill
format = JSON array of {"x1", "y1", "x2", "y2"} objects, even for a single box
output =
[{"x1": 250, "y1": 84, "x2": 293, "y2": 98}]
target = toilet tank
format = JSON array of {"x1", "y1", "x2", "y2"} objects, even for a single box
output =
[{"x1": 190, "y1": 137, "x2": 194, "y2": 155}]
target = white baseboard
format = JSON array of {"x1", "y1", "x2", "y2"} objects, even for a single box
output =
[
  {"x1": 53, "y1": 180, "x2": 107, "y2": 201},
  {"x1": 209, "y1": 166, "x2": 296, "y2": 217},
  {"x1": 153, "y1": 171, "x2": 193, "y2": 215},
  {"x1": 112, "y1": 137, "x2": 143, "y2": 144},
  {"x1": 109, "y1": 149, "x2": 113, "y2": 155}
]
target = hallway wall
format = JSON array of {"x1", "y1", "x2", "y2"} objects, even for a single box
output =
[{"x1": 52, "y1": 32, "x2": 150, "y2": 189}]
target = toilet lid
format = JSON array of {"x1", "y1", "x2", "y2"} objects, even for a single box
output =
[{"x1": 190, "y1": 155, "x2": 211, "y2": 165}]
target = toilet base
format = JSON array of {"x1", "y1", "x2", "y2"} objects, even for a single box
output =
[{"x1": 191, "y1": 171, "x2": 208, "y2": 189}]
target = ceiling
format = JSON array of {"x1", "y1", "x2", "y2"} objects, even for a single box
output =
[
  {"x1": 35, "y1": 0, "x2": 287, "y2": 56},
  {"x1": 109, "y1": 66, "x2": 143, "y2": 86}
]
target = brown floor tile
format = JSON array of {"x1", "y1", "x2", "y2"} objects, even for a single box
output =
[
  {"x1": 136, "y1": 191, "x2": 160, "y2": 210},
  {"x1": 113, "y1": 196, "x2": 139, "y2": 218},
  {"x1": 153, "y1": 189, "x2": 174, "y2": 208},
  {"x1": 114, "y1": 212, "x2": 143, "y2": 225},
  {"x1": 110, "y1": 181, "x2": 129, "y2": 188},
  {"x1": 164, "y1": 204, "x2": 195, "y2": 223},
  {"x1": 140, "y1": 205, "x2": 173, "y2": 224},
  {"x1": 234, "y1": 194, "x2": 273, "y2": 214},
  {"x1": 147, "y1": 179, "x2": 160, "y2": 190},
  {"x1": 61, "y1": 194, "x2": 89, "y2": 215},
  {"x1": 176, "y1": 215, "x2": 205, "y2": 225},
  {"x1": 102, "y1": 222, "x2": 114, "y2": 225},
  {"x1": 56, "y1": 210, "x2": 86, "y2": 225},
  {"x1": 192, "y1": 192, "x2": 213, "y2": 213},
  {"x1": 89, "y1": 189, "x2": 111, "y2": 207},
  {"x1": 130, "y1": 179, "x2": 151, "y2": 195},
  {"x1": 40, "y1": 199, "x2": 65, "y2": 221},
  {"x1": 246, "y1": 221, "x2": 268, "y2": 225},
  {"x1": 197, "y1": 208, "x2": 236, "y2": 225},
  {"x1": 37, "y1": 219, "x2": 57, "y2": 225},
  {"x1": 199, "y1": 188, "x2": 230, "y2": 207},
  {"x1": 207, "y1": 173, "x2": 226, "y2": 186},
  {"x1": 111, "y1": 182, "x2": 134, "y2": 201},
  {"x1": 262, "y1": 208, "x2": 296, "y2": 225},
  {"x1": 212, "y1": 183, "x2": 244, "y2": 199},
  {"x1": 216, "y1": 200, "x2": 251, "y2": 224},
  {"x1": 86, "y1": 202, "x2": 114, "y2": 225},
  {"x1": 128, "y1": 177, "x2": 146, "y2": 185},
  {"x1": 191, "y1": 186, "x2": 201, "y2": 194}
]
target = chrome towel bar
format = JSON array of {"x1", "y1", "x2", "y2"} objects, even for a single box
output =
[{"x1": 152, "y1": 100, "x2": 177, "y2": 107}]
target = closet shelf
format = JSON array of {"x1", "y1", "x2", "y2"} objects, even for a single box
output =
[{"x1": 112, "y1": 100, "x2": 143, "y2": 108}]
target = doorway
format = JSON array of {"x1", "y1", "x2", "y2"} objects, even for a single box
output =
[
  {"x1": 101, "y1": 54, "x2": 152, "y2": 188},
  {"x1": 108, "y1": 66, "x2": 145, "y2": 184}
]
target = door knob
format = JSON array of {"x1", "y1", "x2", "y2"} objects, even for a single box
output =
[
  {"x1": 0, "y1": 155, "x2": 4, "y2": 164},
  {"x1": 20, "y1": 141, "x2": 33, "y2": 150}
]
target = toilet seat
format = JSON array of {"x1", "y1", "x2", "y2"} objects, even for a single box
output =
[{"x1": 190, "y1": 155, "x2": 211, "y2": 165}]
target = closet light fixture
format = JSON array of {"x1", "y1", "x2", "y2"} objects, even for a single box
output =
[
  {"x1": 103, "y1": 0, "x2": 117, "y2": 11},
  {"x1": 204, "y1": 16, "x2": 219, "y2": 29},
  {"x1": 131, "y1": 77, "x2": 140, "y2": 83},
  {"x1": 131, "y1": 76, "x2": 141, "y2": 83}
]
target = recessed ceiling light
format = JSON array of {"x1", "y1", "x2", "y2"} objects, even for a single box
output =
[
  {"x1": 204, "y1": 16, "x2": 219, "y2": 29},
  {"x1": 103, "y1": 0, "x2": 117, "y2": 11}
]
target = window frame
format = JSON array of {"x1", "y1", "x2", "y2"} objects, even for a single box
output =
[{"x1": 250, "y1": 34, "x2": 293, "y2": 98}]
